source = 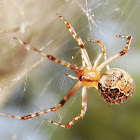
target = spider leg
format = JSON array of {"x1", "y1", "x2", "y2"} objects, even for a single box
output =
[
  {"x1": 87, "y1": 39, "x2": 110, "y2": 70},
  {"x1": 97, "y1": 35, "x2": 132, "y2": 71},
  {"x1": 86, "y1": 39, "x2": 105, "y2": 67},
  {"x1": 13, "y1": 37, "x2": 80, "y2": 71},
  {"x1": 0, "y1": 27, "x2": 19, "y2": 34},
  {"x1": 57, "y1": 13, "x2": 92, "y2": 68},
  {"x1": 66, "y1": 73, "x2": 78, "y2": 80},
  {"x1": 44, "y1": 86, "x2": 87, "y2": 128},
  {"x1": 0, "y1": 81, "x2": 82, "y2": 120}
]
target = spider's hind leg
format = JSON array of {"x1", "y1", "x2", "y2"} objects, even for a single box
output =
[
  {"x1": 97, "y1": 35, "x2": 132, "y2": 71},
  {"x1": 116, "y1": 35, "x2": 132, "y2": 55}
]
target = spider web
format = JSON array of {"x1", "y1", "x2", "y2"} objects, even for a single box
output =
[{"x1": 0, "y1": 0, "x2": 139, "y2": 140}]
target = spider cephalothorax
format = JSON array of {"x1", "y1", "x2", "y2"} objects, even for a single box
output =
[
  {"x1": 0, "y1": 13, "x2": 134, "y2": 128},
  {"x1": 75, "y1": 67, "x2": 100, "y2": 87}
]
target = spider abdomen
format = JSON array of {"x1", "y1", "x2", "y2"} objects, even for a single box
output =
[{"x1": 98, "y1": 68, "x2": 134, "y2": 104}]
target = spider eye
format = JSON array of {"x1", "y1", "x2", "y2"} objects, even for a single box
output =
[{"x1": 98, "y1": 68, "x2": 134, "y2": 104}]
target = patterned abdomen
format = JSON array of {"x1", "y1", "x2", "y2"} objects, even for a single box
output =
[{"x1": 98, "y1": 68, "x2": 134, "y2": 104}]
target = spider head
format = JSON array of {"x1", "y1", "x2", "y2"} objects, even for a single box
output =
[
  {"x1": 98, "y1": 68, "x2": 134, "y2": 104},
  {"x1": 75, "y1": 68, "x2": 100, "y2": 87}
]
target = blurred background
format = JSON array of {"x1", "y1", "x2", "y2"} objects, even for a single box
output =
[{"x1": 0, "y1": 0, "x2": 140, "y2": 140}]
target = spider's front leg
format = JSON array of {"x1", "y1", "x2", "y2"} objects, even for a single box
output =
[
  {"x1": 45, "y1": 86, "x2": 87, "y2": 128},
  {"x1": 87, "y1": 38, "x2": 110, "y2": 70},
  {"x1": 13, "y1": 37, "x2": 79, "y2": 71},
  {"x1": 86, "y1": 39, "x2": 106, "y2": 67},
  {"x1": 0, "y1": 81, "x2": 82, "y2": 120},
  {"x1": 57, "y1": 13, "x2": 92, "y2": 68}
]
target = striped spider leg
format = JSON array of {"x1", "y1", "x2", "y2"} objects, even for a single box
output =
[
  {"x1": 57, "y1": 13, "x2": 91, "y2": 68},
  {"x1": 0, "y1": 13, "x2": 134, "y2": 128},
  {"x1": 97, "y1": 35, "x2": 132, "y2": 70},
  {"x1": 86, "y1": 39, "x2": 106, "y2": 69},
  {"x1": 86, "y1": 38, "x2": 111, "y2": 70}
]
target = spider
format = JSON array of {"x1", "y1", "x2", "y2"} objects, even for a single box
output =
[{"x1": 0, "y1": 13, "x2": 134, "y2": 128}]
